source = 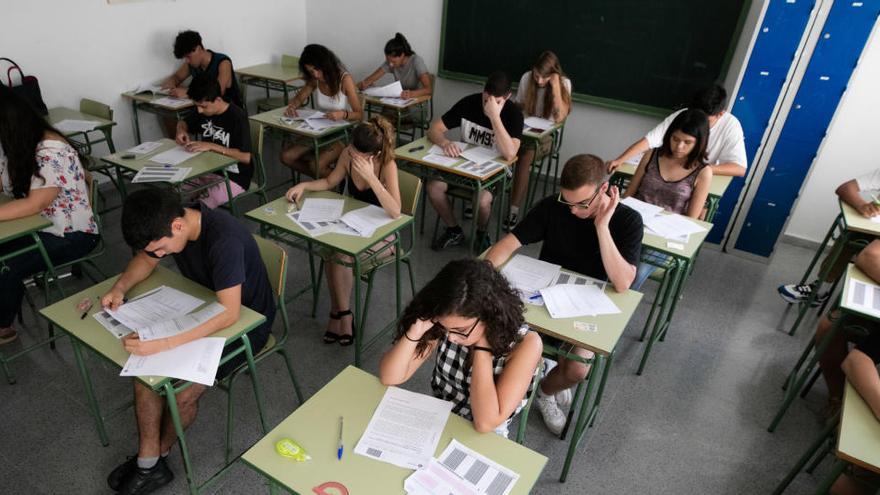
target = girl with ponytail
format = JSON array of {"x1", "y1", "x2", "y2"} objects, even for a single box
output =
[
  {"x1": 285, "y1": 116, "x2": 401, "y2": 346},
  {"x1": 357, "y1": 33, "x2": 432, "y2": 99}
]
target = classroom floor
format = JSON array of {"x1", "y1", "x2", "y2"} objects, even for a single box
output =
[{"x1": 0, "y1": 144, "x2": 841, "y2": 494}]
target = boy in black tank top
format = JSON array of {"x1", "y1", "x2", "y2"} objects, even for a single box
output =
[{"x1": 161, "y1": 30, "x2": 242, "y2": 107}]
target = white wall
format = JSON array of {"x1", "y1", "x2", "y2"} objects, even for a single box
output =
[
  {"x1": 1, "y1": 0, "x2": 307, "y2": 151},
  {"x1": 305, "y1": 0, "x2": 764, "y2": 169},
  {"x1": 784, "y1": 23, "x2": 880, "y2": 243}
]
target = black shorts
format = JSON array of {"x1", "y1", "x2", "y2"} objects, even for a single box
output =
[
  {"x1": 829, "y1": 310, "x2": 880, "y2": 362},
  {"x1": 216, "y1": 321, "x2": 272, "y2": 380}
]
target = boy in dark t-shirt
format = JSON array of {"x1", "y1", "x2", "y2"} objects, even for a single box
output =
[
  {"x1": 426, "y1": 71, "x2": 524, "y2": 251},
  {"x1": 101, "y1": 188, "x2": 274, "y2": 494},
  {"x1": 486, "y1": 154, "x2": 643, "y2": 436},
  {"x1": 176, "y1": 73, "x2": 252, "y2": 209}
]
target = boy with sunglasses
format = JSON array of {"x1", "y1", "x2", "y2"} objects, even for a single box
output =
[
  {"x1": 99, "y1": 188, "x2": 274, "y2": 495},
  {"x1": 486, "y1": 153, "x2": 643, "y2": 435}
]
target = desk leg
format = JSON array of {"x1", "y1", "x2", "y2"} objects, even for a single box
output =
[
  {"x1": 813, "y1": 458, "x2": 847, "y2": 495},
  {"x1": 660, "y1": 258, "x2": 691, "y2": 342},
  {"x1": 71, "y1": 339, "x2": 110, "y2": 446},
  {"x1": 312, "y1": 137, "x2": 321, "y2": 180},
  {"x1": 131, "y1": 101, "x2": 143, "y2": 145},
  {"x1": 559, "y1": 354, "x2": 604, "y2": 483},
  {"x1": 222, "y1": 170, "x2": 236, "y2": 216},
  {"x1": 241, "y1": 333, "x2": 269, "y2": 434},
  {"x1": 395, "y1": 236, "x2": 402, "y2": 318},
  {"x1": 588, "y1": 350, "x2": 614, "y2": 428},
  {"x1": 115, "y1": 165, "x2": 129, "y2": 199},
  {"x1": 353, "y1": 257, "x2": 363, "y2": 368},
  {"x1": 637, "y1": 260, "x2": 682, "y2": 375},
  {"x1": 770, "y1": 412, "x2": 839, "y2": 495},
  {"x1": 788, "y1": 231, "x2": 849, "y2": 336},
  {"x1": 469, "y1": 184, "x2": 481, "y2": 254},
  {"x1": 165, "y1": 383, "x2": 198, "y2": 495},
  {"x1": 33, "y1": 232, "x2": 65, "y2": 301}
]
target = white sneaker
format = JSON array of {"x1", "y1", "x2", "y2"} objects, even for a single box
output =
[
  {"x1": 534, "y1": 392, "x2": 567, "y2": 436},
  {"x1": 555, "y1": 387, "x2": 573, "y2": 410}
]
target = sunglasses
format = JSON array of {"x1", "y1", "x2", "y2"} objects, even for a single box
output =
[
  {"x1": 557, "y1": 181, "x2": 607, "y2": 210},
  {"x1": 432, "y1": 318, "x2": 480, "y2": 338}
]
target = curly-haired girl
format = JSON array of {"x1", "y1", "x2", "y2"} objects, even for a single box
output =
[{"x1": 379, "y1": 258, "x2": 542, "y2": 436}]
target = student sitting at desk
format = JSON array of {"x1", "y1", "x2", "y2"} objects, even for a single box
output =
[
  {"x1": 0, "y1": 86, "x2": 99, "y2": 345},
  {"x1": 427, "y1": 71, "x2": 523, "y2": 251},
  {"x1": 607, "y1": 84, "x2": 747, "y2": 178},
  {"x1": 285, "y1": 116, "x2": 401, "y2": 346},
  {"x1": 506, "y1": 50, "x2": 572, "y2": 231},
  {"x1": 623, "y1": 109, "x2": 713, "y2": 288},
  {"x1": 101, "y1": 188, "x2": 274, "y2": 494},
  {"x1": 778, "y1": 170, "x2": 880, "y2": 305},
  {"x1": 485, "y1": 154, "x2": 643, "y2": 435},
  {"x1": 379, "y1": 258, "x2": 542, "y2": 437},
  {"x1": 356, "y1": 33, "x2": 432, "y2": 99},
  {"x1": 281, "y1": 44, "x2": 364, "y2": 179},
  {"x1": 162, "y1": 30, "x2": 242, "y2": 108},
  {"x1": 175, "y1": 73, "x2": 252, "y2": 209}
]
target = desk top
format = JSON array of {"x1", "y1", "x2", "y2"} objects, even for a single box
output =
[
  {"x1": 121, "y1": 91, "x2": 195, "y2": 111},
  {"x1": 363, "y1": 94, "x2": 431, "y2": 109},
  {"x1": 614, "y1": 162, "x2": 732, "y2": 199},
  {"x1": 39, "y1": 265, "x2": 265, "y2": 390},
  {"x1": 522, "y1": 120, "x2": 564, "y2": 140},
  {"x1": 0, "y1": 195, "x2": 52, "y2": 244},
  {"x1": 841, "y1": 201, "x2": 880, "y2": 237},
  {"x1": 241, "y1": 366, "x2": 547, "y2": 495},
  {"x1": 245, "y1": 192, "x2": 413, "y2": 257},
  {"x1": 838, "y1": 381, "x2": 880, "y2": 473},
  {"x1": 101, "y1": 138, "x2": 237, "y2": 181},
  {"x1": 48, "y1": 107, "x2": 116, "y2": 135},
  {"x1": 641, "y1": 213, "x2": 713, "y2": 260},
  {"x1": 235, "y1": 63, "x2": 303, "y2": 83},
  {"x1": 250, "y1": 106, "x2": 354, "y2": 138},
  {"x1": 394, "y1": 137, "x2": 514, "y2": 181}
]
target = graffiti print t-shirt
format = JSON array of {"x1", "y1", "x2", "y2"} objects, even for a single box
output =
[
  {"x1": 185, "y1": 103, "x2": 252, "y2": 189},
  {"x1": 440, "y1": 93, "x2": 523, "y2": 149}
]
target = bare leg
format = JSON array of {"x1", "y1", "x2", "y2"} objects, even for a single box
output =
[
  {"x1": 314, "y1": 142, "x2": 344, "y2": 179},
  {"x1": 540, "y1": 347, "x2": 593, "y2": 395},
  {"x1": 133, "y1": 381, "x2": 167, "y2": 458},
  {"x1": 326, "y1": 258, "x2": 354, "y2": 337},
  {"x1": 510, "y1": 148, "x2": 536, "y2": 210},
  {"x1": 476, "y1": 190, "x2": 493, "y2": 230},
  {"x1": 816, "y1": 313, "x2": 849, "y2": 401},
  {"x1": 427, "y1": 180, "x2": 457, "y2": 227},
  {"x1": 157, "y1": 384, "x2": 207, "y2": 454},
  {"x1": 279, "y1": 143, "x2": 313, "y2": 177}
]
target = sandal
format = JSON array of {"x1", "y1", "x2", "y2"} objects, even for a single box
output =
[
  {"x1": 0, "y1": 327, "x2": 18, "y2": 345},
  {"x1": 324, "y1": 310, "x2": 352, "y2": 344}
]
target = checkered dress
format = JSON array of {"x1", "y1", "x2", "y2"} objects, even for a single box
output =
[{"x1": 430, "y1": 326, "x2": 535, "y2": 422}]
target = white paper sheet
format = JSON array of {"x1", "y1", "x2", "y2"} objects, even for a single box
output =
[
  {"x1": 94, "y1": 310, "x2": 135, "y2": 339},
  {"x1": 428, "y1": 141, "x2": 468, "y2": 156},
  {"x1": 436, "y1": 439, "x2": 520, "y2": 495},
  {"x1": 150, "y1": 147, "x2": 200, "y2": 166},
  {"x1": 459, "y1": 146, "x2": 500, "y2": 165},
  {"x1": 846, "y1": 278, "x2": 880, "y2": 318},
  {"x1": 642, "y1": 213, "x2": 706, "y2": 241},
  {"x1": 364, "y1": 80, "x2": 404, "y2": 98},
  {"x1": 107, "y1": 286, "x2": 204, "y2": 331},
  {"x1": 501, "y1": 254, "x2": 560, "y2": 297},
  {"x1": 132, "y1": 81, "x2": 168, "y2": 95},
  {"x1": 298, "y1": 198, "x2": 345, "y2": 223},
  {"x1": 539, "y1": 283, "x2": 620, "y2": 319},
  {"x1": 132, "y1": 166, "x2": 192, "y2": 183},
  {"x1": 621, "y1": 197, "x2": 664, "y2": 220},
  {"x1": 135, "y1": 302, "x2": 226, "y2": 341},
  {"x1": 152, "y1": 96, "x2": 192, "y2": 109},
  {"x1": 54, "y1": 119, "x2": 101, "y2": 133},
  {"x1": 523, "y1": 116, "x2": 555, "y2": 132},
  {"x1": 126, "y1": 141, "x2": 163, "y2": 154},
  {"x1": 119, "y1": 336, "x2": 225, "y2": 386},
  {"x1": 457, "y1": 160, "x2": 505, "y2": 178},
  {"x1": 553, "y1": 271, "x2": 607, "y2": 291},
  {"x1": 287, "y1": 211, "x2": 338, "y2": 236},
  {"x1": 339, "y1": 204, "x2": 395, "y2": 238},
  {"x1": 422, "y1": 153, "x2": 461, "y2": 168},
  {"x1": 355, "y1": 386, "x2": 453, "y2": 470},
  {"x1": 379, "y1": 97, "x2": 415, "y2": 107},
  {"x1": 405, "y1": 458, "x2": 479, "y2": 495},
  {"x1": 299, "y1": 117, "x2": 349, "y2": 133}
]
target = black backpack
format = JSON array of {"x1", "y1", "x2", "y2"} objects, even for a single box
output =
[{"x1": 1, "y1": 57, "x2": 48, "y2": 115}]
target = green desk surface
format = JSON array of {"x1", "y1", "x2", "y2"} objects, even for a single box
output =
[
  {"x1": 615, "y1": 162, "x2": 732, "y2": 199},
  {"x1": 641, "y1": 213, "x2": 713, "y2": 260},
  {"x1": 522, "y1": 120, "x2": 563, "y2": 139},
  {"x1": 838, "y1": 381, "x2": 880, "y2": 473},
  {"x1": 393, "y1": 136, "x2": 514, "y2": 181},
  {"x1": 39, "y1": 265, "x2": 265, "y2": 389},
  {"x1": 363, "y1": 94, "x2": 431, "y2": 109},
  {"x1": 241, "y1": 366, "x2": 547, "y2": 494},
  {"x1": 101, "y1": 138, "x2": 237, "y2": 181},
  {"x1": 0, "y1": 195, "x2": 52, "y2": 244},
  {"x1": 121, "y1": 91, "x2": 195, "y2": 111},
  {"x1": 245, "y1": 192, "x2": 412, "y2": 257},
  {"x1": 841, "y1": 201, "x2": 880, "y2": 237},
  {"x1": 250, "y1": 106, "x2": 354, "y2": 138},
  {"x1": 235, "y1": 63, "x2": 303, "y2": 83},
  {"x1": 48, "y1": 107, "x2": 116, "y2": 133}
]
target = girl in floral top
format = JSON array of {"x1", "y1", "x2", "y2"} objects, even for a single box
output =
[{"x1": 0, "y1": 86, "x2": 99, "y2": 344}]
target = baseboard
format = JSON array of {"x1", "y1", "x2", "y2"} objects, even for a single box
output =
[{"x1": 780, "y1": 233, "x2": 823, "y2": 251}]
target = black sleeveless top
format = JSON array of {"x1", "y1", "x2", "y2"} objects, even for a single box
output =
[
  {"x1": 190, "y1": 50, "x2": 242, "y2": 107},
  {"x1": 345, "y1": 173, "x2": 380, "y2": 206}
]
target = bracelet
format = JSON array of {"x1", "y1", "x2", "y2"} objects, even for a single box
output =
[
  {"x1": 403, "y1": 331, "x2": 421, "y2": 343},
  {"x1": 471, "y1": 345, "x2": 493, "y2": 355}
]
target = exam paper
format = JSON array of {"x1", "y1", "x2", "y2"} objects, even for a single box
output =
[
  {"x1": 120, "y1": 336, "x2": 225, "y2": 386},
  {"x1": 54, "y1": 119, "x2": 100, "y2": 134},
  {"x1": 422, "y1": 153, "x2": 461, "y2": 168},
  {"x1": 364, "y1": 80, "x2": 403, "y2": 98},
  {"x1": 287, "y1": 211, "x2": 338, "y2": 237},
  {"x1": 846, "y1": 278, "x2": 880, "y2": 318},
  {"x1": 355, "y1": 386, "x2": 453, "y2": 470},
  {"x1": 457, "y1": 160, "x2": 505, "y2": 178},
  {"x1": 553, "y1": 271, "x2": 607, "y2": 291},
  {"x1": 539, "y1": 283, "x2": 620, "y2": 319},
  {"x1": 523, "y1": 116, "x2": 555, "y2": 132},
  {"x1": 131, "y1": 166, "x2": 192, "y2": 183},
  {"x1": 339, "y1": 204, "x2": 395, "y2": 238},
  {"x1": 107, "y1": 286, "x2": 204, "y2": 331},
  {"x1": 405, "y1": 458, "x2": 479, "y2": 495},
  {"x1": 459, "y1": 145, "x2": 500, "y2": 165},
  {"x1": 380, "y1": 97, "x2": 415, "y2": 107},
  {"x1": 94, "y1": 310, "x2": 135, "y2": 339},
  {"x1": 303, "y1": 117, "x2": 348, "y2": 132},
  {"x1": 428, "y1": 141, "x2": 468, "y2": 156},
  {"x1": 298, "y1": 198, "x2": 345, "y2": 223},
  {"x1": 150, "y1": 147, "x2": 200, "y2": 166},
  {"x1": 438, "y1": 440, "x2": 520, "y2": 495},
  {"x1": 126, "y1": 141, "x2": 163, "y2": 154},
  {"x1": 152, "y1": 96, "x2": 192, "y2": 109},
  {"x1": 132, "y1": 81, "x2": 168, "y2": 95},
  {"x1": 135, "y1": 302, "x2": 226, "y2": 341},
  {"x1": 501, "y1": 254, "x2": 560, "y2": 297},
  {"x1": 642, "y1": 213, "x2": 706, "y2": 241},
  {"x1": 621, "y1": 197, "x2": 664, "y2": 220}
]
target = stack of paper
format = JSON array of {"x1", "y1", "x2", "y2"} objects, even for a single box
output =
[
  {"x1": 132, "y1": 166, "x2": 191, "y2": 183},
  {"x1": 621, "y1": 197, "x2": 665, "y2": 220},
  {"x1": 54, "y1": 119, "x2": 101, "y2": 134},
  {"x1": 523, "y1": 116, "x2": 555, "y2": 132},
  {"x1": 339, "y1": 204, "x2": 395, "y2": 237},
  {"x1": 553, "y1": 271, "x2": 607, "y2": 291},
  {"x1": 457, "y1": 160, "x2": 505, "y2": 178},
  {"x1": 459, "y1": 145, "x2": 500, "y2": 165},
  {"x1": 150, "y1": 146, "x2": 199, "y2": 166},
  {"x1": 642, "y1": 213, "x2": 706, "y2": 242},
  {"x1": 501, "y1": 254, "x2": 561, "y2": 298},
  {"x1": 287, "y1": 211, "x2": 339, "y2": 236},
  {"x1": 120, "y1": 337, "x2": 225, "y2": 386},
  {"x1": 152, "y1": 96, "x2": 192, "y2": 109},
  {"x1": 405, "y1": 440, "x2": 520, "y2": 495},
  {"x1": 106, "y1": 286, "x2": 204, "y2": 330},
  {"x1": 380, "y1": 97, "x2": 415, "y2": 107},
  {"x1": 539, "y1": 283, "x2": 620, "y2": 319},
  {"x1": 126, "y1": 141, "x2": 163, "y2": 155},
  {"x1": 364, "y1": 80, "x2": 403, "y2": 98},
  {"x1": 298, "y1": 198, "x2": 345, "y2": 223},
  {"x1": 132, "y1": 81, "x2": 169, "y2": 95}
]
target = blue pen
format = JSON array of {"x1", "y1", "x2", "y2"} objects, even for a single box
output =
[
  {"x1": 528, "y1": 293, "x2": 542, "y2": 301},
  {"x1": 337, "y1": 416, "x2": 344, "y2": 460}
]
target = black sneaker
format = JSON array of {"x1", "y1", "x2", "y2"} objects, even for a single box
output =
[
  {"x1": 463, "y1": 205, "x2": 474, "y2": 220},
  {"x1": 777, "y1": 283, "x2": 829, "y2": 307},
  {"x1": 476, "y1": 230, "x2": 492, "y2": 253},
  {"x1": 108, "y1": 455, "x2": 137, "y2": 491},
  {"x1": 502, "y1": 212, "x2": 518, "y2": 232},
  {"x1": 432, "y1": 227, "x2": 465, "y2": 251},
  {"x1": 118, "y1": 457, "x2": 174, "y2": 495}
]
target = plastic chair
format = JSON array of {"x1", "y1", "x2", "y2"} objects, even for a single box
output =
[
  {"x1": 217, "y1": 234, "x2": 304, "y2": 463},
  {"x1": 256, "y1": 55, "x2": 301, "y2": 113},
  {"x1": 72, "y1": 99, "x2": 122, "y2": 203},
  {"x1": 223, "y1": 120, "x2": 269, "y2": 216}
]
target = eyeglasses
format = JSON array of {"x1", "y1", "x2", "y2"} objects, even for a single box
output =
[
  {"x1": 557, "y1": 182, "x2": 606, "y2": 210},
  {"x1": 432, "y1": 318, "x2": 479, "y2": 338}
]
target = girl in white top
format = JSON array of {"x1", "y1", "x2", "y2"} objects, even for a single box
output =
[
  {"x1": 507, "y1": 51, "x2": 572, "y2": 231},
  {"x1": 357, "y1": 33, "x2": 432, "y2": 100},
  {"x1": 0, "y1": 86, "x2": 99, "y2": 344},
  {"x1": 281, "y1": 44, "x2": 363, "y2": 178}
]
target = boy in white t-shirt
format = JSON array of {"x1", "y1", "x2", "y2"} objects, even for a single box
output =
[{"x1": 608, "y1": 84, "x2": 748, "y2": 178}]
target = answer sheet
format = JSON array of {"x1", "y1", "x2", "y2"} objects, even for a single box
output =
[
  {"x1": 297, "y1": 198, "x2": 345, "y2": 223},
  {"x1": 523, "y1": 116, "x2": 555, "y2": 132},
  {"x1": 438, "y1": 439, "x2": 520, "y2": 495},
  {"x1": 287, "y1": 211, "x2": 338, "y2": 237},
  {"x1": 621, "y1": 196, "x2": 664, "y2": 220},
  {"x1": 135, "y1": 302, "x2": 226, "y2": 341},
  {"x1": 379, "y1": 97, "x2": 415, "y2": 107},
  {"x1": 459, "y1": 145, "x2": 500, "y2": 165},
  {"x1": 428, "y1": 141, "x2": 468, "y2": 156},
  {"x1": 642, "y1": 213, "x2": 706, "y2": 241},
  {"x1": 339, "y1": 204, "x2": 395, "y2": 238},
  {"x1": 126, "y1": 141, "x2": 163, "y2": 155},
  {"x1": 151, "y1": 96, "x2": 192, "y2": 109},
  {"x1": 106, "y1": 286, "x2": 204, "y2": 331},
  {"x1": 846, "y1": 278, "x2": 880, "y2": 318},
  {"x1": 422, "y1": 153, "x2": 461, "y2": 168},
  {"x1": 355, "y1": 386, "x2": 453, "y2": 470},
  {"x1": 540, "y1": 283, "x2": 620, "y2": 319},
  {"x1": 364, "y1": 80, "x2": 403, "y2": 98},
  {"x1": 131, "y1": 166, "x2": 191, "y2": 183},
  {"x1": 120, "y1": 337, "x2": 225, "y2": 386},
  {"x1": 150, "y1": 146, "x2": 199, "y2": 166},
  {"x1": 501, "y1": 254, "x2": 560, "y2": 297}
]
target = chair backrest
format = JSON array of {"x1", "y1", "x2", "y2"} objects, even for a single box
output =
[
  {"x1": 80, "y1": 98, "x2": 113, "y2": 120},
  {"x1": 253, "y1": 234, "x2": 286, "y2": 300},
  {"x1": 249, "y1": 119, "x2": 265, "y2": 157},
  {"x1": 397, "y1": 170, "x2": 422, "y2": 217},
  {"x1": 248, "y1": 120, "x2": 267, "y2": 188},
  {"x1": 281, "y1": 55, "x2": 299, "y2": 69}
]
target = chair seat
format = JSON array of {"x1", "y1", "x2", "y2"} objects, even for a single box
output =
[
  {"x1": 648, "y1": 267, "x2": 667, "y2": 282},
  {"x1": 216, "y1": 333, "x2": 277, "y2": 386},
  {"x1": 246, "y1": 180, "x2": 262, "y2": 194}
]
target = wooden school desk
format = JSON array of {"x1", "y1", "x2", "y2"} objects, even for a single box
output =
[
  {"x1": 363, "y1": 94, "x2": 432, "y2": 145},
  {"x1": 0, "y1": 196, "x2": 61, "y2": 384},
  {"x1": 241, "y1": 366, "x2": 547, "y2": 494},
  {"x1": 245, "y1": 192, "x2": 412, "y2": 367},
  {"x1": 39, "y1": 265, "x2": 268, "y2": 495},
  {"x1": 394, "y1": 136, "x2": 513, "y2": 253},
  {"x1": 121, "y1": 91, "x2": 195, "y2": 144},
  {"x1": 236, "y1": 62, "x2": 304, "y2": 113}
]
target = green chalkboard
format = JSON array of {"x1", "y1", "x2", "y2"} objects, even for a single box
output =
[{"x1": 439, "y1": 0, "x2": 751, "y2": 116}]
